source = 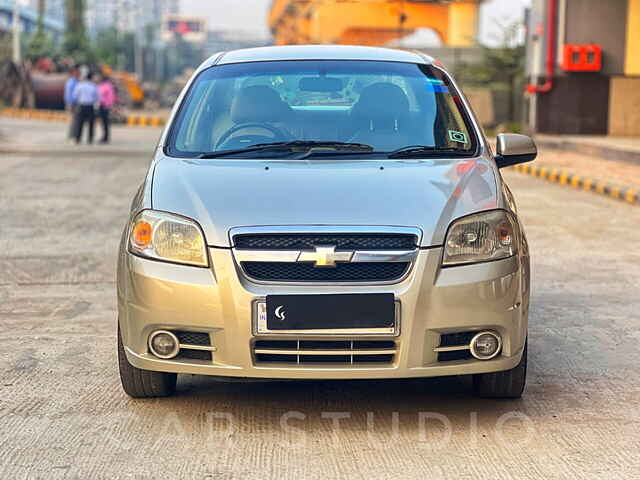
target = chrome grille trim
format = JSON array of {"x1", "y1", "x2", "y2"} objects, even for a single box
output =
[
  {"x1": 351, "y1": 250, "x2": 417, "y2": 263},
  {"x1": 234, "y1": 249, "x2": 417, "y2": 264},
  {"x1": 229, "y1": 226, "x2": 421, "y2": 285},
  {"x1": 253, "y1": 339, "x2": 398, "y2": 365},
  {"x1": 234, "y1": 250, "x2": 301, "y2": 263}
]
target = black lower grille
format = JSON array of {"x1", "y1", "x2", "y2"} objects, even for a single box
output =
[
  {"x1": 172, "y1": 331, "x2": 213, "y2": 361},
  {"x1": 254, "y1": 340, "x2": 397, "y2": 350},
  {"x1": 257, "y1": 353, "x2": 297, "y2": 363},
  {"x1": 242, "y1": 261, "x2": 409, "y2": 282},
  {"x1": 438, "y1": 350, "x2": 472, "y2": 362},
  {"x1": 175, "y1": 331, "x2": 211, "y2": 346},
  {"x1": 439, "y1": 332, "x2": 476, "y2": 348},
  {"x1": 176, "y1": 349, "x2": 212, "y2": 361},
  {"x1": 234, "y1": 233, "x2": 417, "y2": 250},
  {"x1": 254, "y1": 353, "x2": 394, "y2": 364},
  {"x1": 437, "y1": 331, "x2": 475, "y2": 362}
]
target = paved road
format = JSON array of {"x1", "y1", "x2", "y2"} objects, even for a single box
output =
[{"x1": 1, "y1": 117, "x2": 639, "y2": 479}]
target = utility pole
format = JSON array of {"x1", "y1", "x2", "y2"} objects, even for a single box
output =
[
  {"x1": 64, "y1": 0, "x2": 88, "y2": 60},
  {"x1": 114, "y1": 0, "x2": 122, "y2": 70},
  {"x1": 12, "y1": 0, "x2": 22, "y2": 63},
  {"x1": 398, "y1": 0, "x2": 407, "y2": 48},
  {"x1": 37, "y1": 0, "x2": 45, "y2": 32},
  {"x1": 134, "y1": 1, "x2": 144, "y2": 80},
  {"x1": 28, "y1": 0, "x2": 48, "y2": 58}
]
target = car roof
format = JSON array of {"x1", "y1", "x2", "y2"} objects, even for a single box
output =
[{"x1": 202, "y1": 45, "x2": 434, "y2": 68}]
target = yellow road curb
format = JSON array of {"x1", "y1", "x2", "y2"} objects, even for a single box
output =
[
  {"x1": 512, "y1": 163, "x2": 639, "y2": 206},
  {"x1": 1, "y1": 108, "x2": 166, "y2": 128},
  {"x1": 125, "y1": 114, "x2": 166, "y2": 127},
  {"x1": 1, "y1": 107, "x2": 69, "y2": 122}
]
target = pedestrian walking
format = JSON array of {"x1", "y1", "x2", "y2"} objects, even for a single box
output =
[
  {"x1": 73, "y1": 72, "x2": 99, "y2": 145},
  {"x1": 96, "y1": 73, "x2": 116, "y2": 144},
  {"x1": 64, "y1": 65, "x2": 80, "y2": 142}
]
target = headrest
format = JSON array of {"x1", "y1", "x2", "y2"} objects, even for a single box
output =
[
  {"x1": 231, "y1": 85, "x2": 292, "y2": 123},
  {"x1": 351, "y1": 83, "x2": 410, "y2": 123}
]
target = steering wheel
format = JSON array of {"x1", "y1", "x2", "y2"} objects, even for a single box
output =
[{"x1": 216, "y1": 123, "x2": 291, "y2": 150}]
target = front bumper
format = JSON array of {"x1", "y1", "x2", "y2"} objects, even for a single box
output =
[{"x1": 117, "y1": 247, "x2": 528, "y2": 379}]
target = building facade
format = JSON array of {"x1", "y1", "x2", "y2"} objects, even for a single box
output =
[
  {"x1": 21, "y1": 0, "x2": 179, "y2": 37},
  {"x1": 27, "y1": 0, "x2": 64, "y2": 24},
  {"x1": 85, "y1": 0, "x2": 179, "y2": 35},
  {"x1": 525, "y1": 0, "x2": 640, "y2": 136},
  {"x1": 0, "y1": 0, "x2": 63, "y2": 42}
]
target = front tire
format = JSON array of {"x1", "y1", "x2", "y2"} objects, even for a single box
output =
[
  {"x1": 117, "y1": 323, "x2": 177, "y2": 398},
  {"x1": 472, "y1": 341, "x2": 527, "y2": 398}
]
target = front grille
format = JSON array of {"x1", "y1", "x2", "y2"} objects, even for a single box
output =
[
  {"x1": 234, "y1": 233, "x2": 417, "y2": 250},
  {"x1": 242, "y1": 261, "x2": 410, "y2": 282},
  {"x1": 254, "y1": 339, "x2": 396, "y2": 365}
]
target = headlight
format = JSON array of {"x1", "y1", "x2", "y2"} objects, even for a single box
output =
[
  {"x1": 442, "y1": 210, "x2": 518, "y2": 266},
  {"x1": 128, "y1": 210, "x2": 208, "y2": 267}
]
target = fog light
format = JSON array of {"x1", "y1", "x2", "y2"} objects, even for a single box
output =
[
  {"x1": 148, "y1": 331, "x2": 180, "y2": 359},
  {"x1": 470, "y1": 331, "x2": 501, "y2": 360}
]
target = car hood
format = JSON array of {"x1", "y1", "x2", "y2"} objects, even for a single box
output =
[{"x1": 151, "y1": 156, "x2": 500, "y2": 247}]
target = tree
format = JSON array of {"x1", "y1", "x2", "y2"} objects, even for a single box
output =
[
  {"x1": 165, "y1": 35, "x2": 204, "y2": 79},
  {"x1": 27, "y1": 0, "x2": 55, "y2": 60},
  {"x1": 0, "y1": 33, "x2": 12, "y2": 62},
  {"x1": 63, "y1": 0, "x2": 92, "y2": 62},
  {"x1": 460, "y1": 21, "x2": 525, "y2": 124},
  {"x1": 94, "y1": 28, "x2": 123, "y2": 68}
]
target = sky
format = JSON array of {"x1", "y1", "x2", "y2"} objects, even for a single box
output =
[{"x1": 181, "y1": 0, "x2": 531, "y2": 45}]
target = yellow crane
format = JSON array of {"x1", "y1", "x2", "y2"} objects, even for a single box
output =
[{"x1": 269, "y1": 0, "x2": 483, "y2": 47}]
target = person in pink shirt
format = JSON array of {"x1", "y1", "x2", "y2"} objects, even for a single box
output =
[{"x1": 96, "y1": 73, "x2": 117, "y2": 144}]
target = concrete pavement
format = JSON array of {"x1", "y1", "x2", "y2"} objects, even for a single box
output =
[{"x1": 1, "y1": 117, "x2": 639, "y2": 479}]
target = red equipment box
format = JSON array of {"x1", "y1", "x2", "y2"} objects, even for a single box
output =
[{"x1": 562, "y1": 44, "x2": 602, "y2": 72}]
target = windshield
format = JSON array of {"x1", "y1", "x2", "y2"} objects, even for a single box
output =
[{"x1": 167, "y1": 60, "x2": 478, "y2": 158}]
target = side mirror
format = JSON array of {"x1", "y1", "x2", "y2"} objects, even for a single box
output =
[{"x1": 494, "y1": 133, "x2": 537, "y2": 169}]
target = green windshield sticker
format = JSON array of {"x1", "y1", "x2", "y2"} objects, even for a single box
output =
[{"x1": 448, "y1": 130, "x2": 468, "y2": 144}]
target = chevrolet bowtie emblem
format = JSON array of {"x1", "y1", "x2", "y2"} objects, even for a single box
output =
[{"x1": 297, "y1": 245, "x2": 354, "y2": 267}]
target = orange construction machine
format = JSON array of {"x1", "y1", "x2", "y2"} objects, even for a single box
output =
[{"x1": 269, "y1": 0, "x2": 483, "y2": 47}]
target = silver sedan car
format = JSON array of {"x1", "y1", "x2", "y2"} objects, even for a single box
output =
[{"x1": 117, "y1": 45, "x2": 536, "y2": 398}]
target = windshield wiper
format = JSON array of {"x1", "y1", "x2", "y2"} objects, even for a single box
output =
[
  {"x1": 198, "y1": 142, "x2": 469, "y2": 160},
  {"x1": 253, "y1": 141, "x2": 374, "y2": 151},
  {"x1": 198, "y1": 141, "x2": 374, "y2": 159},
  {"x1": 387, "y1": 145, "x2": 470, "y2": 159}
]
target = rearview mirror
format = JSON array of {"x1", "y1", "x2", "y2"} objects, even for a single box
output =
[
  {"x1": 299, "y1": 77, "x2": 343, "y2": 92},
  {"x1": 495, "y1": 133, "x2": 537, "y2": 169}
]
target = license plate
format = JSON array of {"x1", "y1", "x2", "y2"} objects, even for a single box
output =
[{"x1": 255, "y1": 294, "x2": 397, "y2": 335}]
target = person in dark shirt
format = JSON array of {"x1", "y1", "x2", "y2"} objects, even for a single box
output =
[{"x1": 73, "y1": 72, "x2": 99, "y2": 145}]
